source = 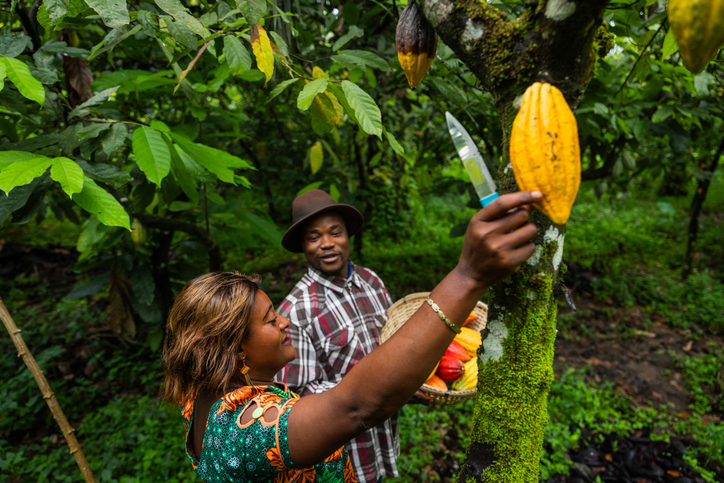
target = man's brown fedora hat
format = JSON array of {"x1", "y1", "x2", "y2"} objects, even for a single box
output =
[{"x1": 281, "y1": 189, "x2": 364, "y2": 253}]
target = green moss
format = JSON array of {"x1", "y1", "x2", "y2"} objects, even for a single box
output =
[
  {"x1": 585, "y1": 22, "x2": 615, "y2": 85},
  {"x1": 457, "y1": 236, "x2": 561, "y2": 482},
  {"x1": 452, "y1": 2, "x2": 538, "y2": 92}
]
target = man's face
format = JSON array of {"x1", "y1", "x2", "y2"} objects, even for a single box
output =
[{"x1": 302, "y1": 212, "x2": 350, "y2": 278}]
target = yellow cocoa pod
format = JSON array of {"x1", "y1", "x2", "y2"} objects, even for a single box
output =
[
  {"x1": 131, "y1": 218, "x2": 147, "y2": 245},
  {"x1": 510, "y1": 82, "x2": 580, "y2": 225},
  {"x1": 454, "y1": 327, "x2": 482, "y2": 358},
  {"x1": 668, "y1": 0, "x2": 724, "y2": 74},
  {"x1": 452, "y1": 357, "x2": 478, "y2": 391},
  {"x1": 396, "y1": 1, "x2": 437, "y2": 88}
]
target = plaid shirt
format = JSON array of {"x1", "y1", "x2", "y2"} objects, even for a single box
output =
[{"x1": 275, "y1": 263, "x2": 399, "y2": 483}]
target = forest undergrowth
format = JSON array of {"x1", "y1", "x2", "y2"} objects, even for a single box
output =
[{"x1": 1, "y1": 180, "x2": 723, "y2": 482}]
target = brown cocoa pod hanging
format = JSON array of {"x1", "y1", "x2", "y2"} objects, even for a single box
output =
[{"x1": 396, "y1": 1, "x2": 438, "y2": 88}]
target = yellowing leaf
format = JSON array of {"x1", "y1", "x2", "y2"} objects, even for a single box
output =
[
  {"x1": 250, "y1": 25, "x2": 274, "y2": 84},
  {"x1": 309, "y1": 141, "x2": 323, "y2": 174},
  {"x1": 312, "y1": 66, "x2": 327, "y2": 79}
]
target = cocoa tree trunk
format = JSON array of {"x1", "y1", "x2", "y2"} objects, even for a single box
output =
[
  {"x1": 415, "y1": 0, "x2": 612, "y2": 480},
  {"x1": 682, "y1": 137, "x2": 723, "y2": 280}
]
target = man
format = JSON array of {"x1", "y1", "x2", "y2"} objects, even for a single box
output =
[{"x1": 276, "y1": 189, "x2": 398, "y2": 483}]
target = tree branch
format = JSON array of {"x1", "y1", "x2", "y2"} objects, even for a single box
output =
[{"x1": 417, "y1": 0, "x2": 612, "y2": 101}]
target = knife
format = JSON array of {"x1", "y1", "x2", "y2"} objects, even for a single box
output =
[{"x1": 445, "y1": 112, "x2": 499, "y2": 207}]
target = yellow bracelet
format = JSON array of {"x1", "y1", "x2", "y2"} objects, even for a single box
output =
[{"x1": 425, "y1": 296, "x2": 461, "y2": 334}]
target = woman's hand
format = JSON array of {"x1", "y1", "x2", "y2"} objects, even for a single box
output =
[{"x1": 454, "y1": 191, "x2": 542, "y2": 291}]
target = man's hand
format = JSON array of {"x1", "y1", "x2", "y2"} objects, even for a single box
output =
[
  {"x1": 407, "y1": 390, "x2": 432, "y2": 406},
  {"x1": 455, "y1": 191, "x2": 542, "y2": 291}
]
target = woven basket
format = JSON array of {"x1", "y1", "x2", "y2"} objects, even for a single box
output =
[{"x1": 382, "y1": 292, "x2": 488, "y2": 405}]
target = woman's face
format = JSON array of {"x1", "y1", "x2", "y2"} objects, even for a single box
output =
[{"x1": 240, "y1": 290, "x2": 296, "y2": 382}]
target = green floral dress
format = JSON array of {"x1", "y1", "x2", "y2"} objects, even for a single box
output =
[{"x1": 182, "y1": 384, "x2": 357, "y2": 483}]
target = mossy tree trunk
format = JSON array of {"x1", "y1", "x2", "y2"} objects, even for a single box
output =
[{"x1": 415, "y1": 0, "x2": 613, "y2": 481}]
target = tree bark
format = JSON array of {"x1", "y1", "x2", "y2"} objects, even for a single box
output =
[
  {"x1": 682, "y1": 138, "x2": 723, "y2": 280},
  {"x1": 413, "y1": 0, "x2": 613, "y2": 480}
]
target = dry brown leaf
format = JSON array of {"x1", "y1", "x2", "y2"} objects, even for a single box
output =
[
  {"x1": 683, "y1": 340, "x2": 693, "y2": 351},
  {"x1": 62, "y1": 56, "x2": 94, "y2": 108},
  {"x1": 108, "y1": 271, "x2": 135, "y2": 338}
]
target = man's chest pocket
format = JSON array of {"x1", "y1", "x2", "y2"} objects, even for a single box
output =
[{"x1": 306, "y1": 317, "x2": 363, "y2": 377}]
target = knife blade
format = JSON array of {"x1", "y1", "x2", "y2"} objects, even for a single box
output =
[{"x1": 445, "y1": 112, "x2": 498, "y2": 207}]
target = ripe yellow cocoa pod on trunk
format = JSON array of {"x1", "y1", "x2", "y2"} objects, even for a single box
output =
[
  {"x1": 510, "y1": 82, "x2": 580, "y2": 225},
  {"x1": 668, "y1": 0, "x2": 724, "y2": 74},
  {"x1": 396, "y1": 0, "x2": 437, "y2": 88}
]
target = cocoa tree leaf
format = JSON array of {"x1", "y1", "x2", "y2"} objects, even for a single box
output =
[
  {"x1": 331, "y1": 25, "x2": 363, "y2": 51},
  {"x1": 72, "y1": 177, "x2": 131, "y2": 230},
  {"x1": 44, "y1": 0, "x2": 70, "y2": 25},
  {"x1": 0, "y1": 156, "x2": 52, "y2": 194},
  {"x1": 132, "y1": 126, "x2": 171, "y2": 186},
  {"x1": 237, "y1": 0, "x2": 266, "y2": 26},
  {"x1": 50, "y1": 157, "x2": 84, "y2": 198},
  {"x1": 1, "y1": 57, "x2": 45, "y2": 106},
  {"x1": 154, "y1": 0, "x2": 209, "y2": 38},
  {"x1": 250, "y1": 25, "x2": 274, "y2": 84},
  {"x1": 0, "y1": 28, "x2": 33, "y2": 58},
  {"x1": 170, "y1": 132, "x2": 253, "y2": 184},
  {"x1": 77, "y1": 122, "x2": 112, "y2": 140},
  {"x1": 309, "y1": 141, "x2": 323, "y2": 174},
  {"x1": 239, "y1": 210, "x2": 282, "y2": 245},
  {"x1": 75, "y1": 160, "x2": 132, "y2": 189},
  {"x1": 138, "y1": 10, "x2": 160, "y2": 38},
  {"x1": 326, "y1": 82, "x2": 358, "y2": 125},
  {"x1": 0, "y1": 150, "x2": 36, "y2": 169},
  {"x1": 224, "y1": 35, "x2": 251, "y2": 74},
  {"x1": 130, "y1": 264, "x2": 155, "y2": 305},
  {"x1": 384, "y1": 127, "x2": 405, "y2": 156},
  {"x1": 266, "y1": 78, "x2": 299, "y2": 103},
  {"x1": 85, "y1": 0, "x2": 130, "y2": 29},
  {"x1": 88, "y1": 25, "x2": 143, "y2": 61},
  {"x1": 0, "y1": 174, "x2": 47, "y2": 224},
  {"x1": 164, "y1": 17, "x2": 198, "y2": 50},
  {"x1": 338, "y1": 49, "x2": 389, "y2": 70},
  {"x1": 269, "y1": 31, "x2": 288, "y2": 57},
  {"x1": 68, "y1": 86, "x2": 119, "y2": 119},
  {"x1": 102, "y1": 122, "x2": 128, "y2": 154},
  {"x1": 297, "y1": 78, "x2": 328, "y2": 110},
  {"x1": 168, "y1": 140, "x2": 199, "y2": 203},
  {"x1": 341, "y1": 80, "x2": 382, "y2": 137},
  {"x1": 661, "y1": 28, "x2": 678, "y2": 60}
]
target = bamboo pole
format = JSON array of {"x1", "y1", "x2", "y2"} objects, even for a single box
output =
[{"x1": 0, "y1": 296, "x2": 96, "y2": 483}]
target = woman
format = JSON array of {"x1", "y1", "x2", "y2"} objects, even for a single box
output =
[{"x1": 163, "y1": 191, "x2": 542, "y2": 482}]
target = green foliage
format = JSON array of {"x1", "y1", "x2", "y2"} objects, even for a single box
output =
[
  {"x1": 670, "y1": 346, "x2": 724, "y2": 414},
  {"x1": 0, "y1": 395, "x2": 194, "y2": 483}
]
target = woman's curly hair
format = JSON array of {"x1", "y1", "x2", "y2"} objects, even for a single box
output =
[{"x1": 162, "y1": 272, "x2": 261, "y2": 405}]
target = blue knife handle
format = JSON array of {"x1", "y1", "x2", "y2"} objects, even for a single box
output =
[{"x1": 479, "y1": 192, "x2": 499, "y2": 207}]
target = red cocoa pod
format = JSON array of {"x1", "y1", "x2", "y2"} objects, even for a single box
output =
[
  {"x1": 435, "y1": 355, "x2": 465, "y2": 382},
  {"x1": 443, "y1": 340, "x2": 471, "y2": 362}
]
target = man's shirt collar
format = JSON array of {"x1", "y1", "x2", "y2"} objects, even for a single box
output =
[{"x1": 307, "y1": 262, "x2": 359, "y2": 293}]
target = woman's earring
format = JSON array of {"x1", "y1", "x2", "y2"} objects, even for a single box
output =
[{"x1": 240, "y1": 356, "x2": 253, "y2": 387}]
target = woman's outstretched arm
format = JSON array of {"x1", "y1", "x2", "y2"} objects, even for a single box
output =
[{"x1": 286, "y1": 191, "x2": 542, "y2": 468}]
